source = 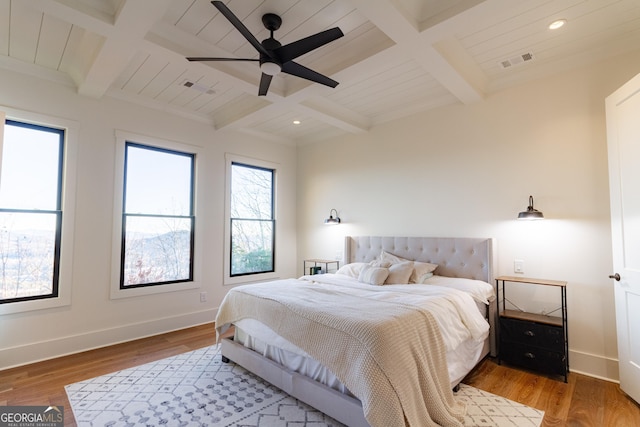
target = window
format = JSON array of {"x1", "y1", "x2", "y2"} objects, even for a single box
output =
[
  {"x1": 120, "y1": 142, "x2": 195, "y2": 288},
  {"x1": 229, "y1": 162, "x2": 275, "y2": 277},
  {"x1": 0, "y1": 120, "x2": 64, "y2": 304}
]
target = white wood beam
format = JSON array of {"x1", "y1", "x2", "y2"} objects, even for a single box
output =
[
  {"x1": 348, "y1": 0, "x2": 485, "y2": 104},
  {"x1": 25, "y1": 0, "x2": 173, "y2": 98},
  {"x1": 78, "y1": 0, "x2": 173, "y2": 98},
  {"x1": 300, "y1": 97, "x2": 371, "y2": 134}
]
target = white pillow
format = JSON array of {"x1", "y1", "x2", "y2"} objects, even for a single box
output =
[
  {"x1": 379, "y1": 250, "x2": 406, "y2": 264},
  {"x1": 369, "y1": 259, "x2": 393, "y2": 268},
  {"x1": 335, "y1": 262, "x2": 368, "y2": 279},
  {"x1": 417, "y1": 272, "x2": 434, "y2": 282},
  {"x1": 421, "y1": 275, "x2": 495, "y2": 304},
  {"x1": 379, "y1": 250, "x2": 438, "y2": 283},
  {"x1": 385, "y1": 261, "x2": 414, "y2": 284},
  {"x1": 411, "y1": 261, "x2": 438, "y2": 283},
  {"x1": 358, "y1": 265, "x2": 389, "y2": 286}
]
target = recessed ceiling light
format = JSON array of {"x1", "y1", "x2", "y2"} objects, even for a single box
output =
[
  {"x1": 293, "y1": 120, "x2": 301, "y2": 125},
  {"x1": 549, "y1": 19, "x2": 566, "y2": 30}
]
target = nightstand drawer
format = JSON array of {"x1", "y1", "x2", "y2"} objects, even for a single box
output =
[
  {"x1": 500, "y1": 317, "x2": 563, "y2": 352},
  {"x1": 500, "y1": 342, "x2": 566, "y2": 376}
]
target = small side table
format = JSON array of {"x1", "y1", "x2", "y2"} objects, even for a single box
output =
[
  {"x1": 303, "y1": 259, "x2": 340, "y2": 275},
  {"x1": 496, "y1": 275, "x2": 568, "y2": 382}
]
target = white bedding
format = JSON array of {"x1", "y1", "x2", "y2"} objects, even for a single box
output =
[
  {"x1": 234, "y1": 317, "x2": 485, "y2": 390},
  {"x1": 218, "y1": 273, "x2": 490, "y2": 426},
  {"x1": 220, "y1": 273, "x2": 491, "y2": 389}
]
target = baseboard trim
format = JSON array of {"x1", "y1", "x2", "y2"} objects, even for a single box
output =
[
  {"x1": 0, "y1": 309, "x2": 216, "y2": 371},
  {"x1": 569, "y1": 349, "x2": 619, "y2": 383},
  {"x1": 2, "y1": 315, "x2": 621, "y2": 385}
]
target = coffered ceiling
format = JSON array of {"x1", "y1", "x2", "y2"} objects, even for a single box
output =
[{"x1": 1, "y1": 0, "x2": 639, "y2": 144}]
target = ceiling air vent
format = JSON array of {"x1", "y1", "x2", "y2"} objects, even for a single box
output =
[
  {"x1": 181, "y1": 79, "x2": 215, "y2": 95},
  {"x1": 499, "y1": 52, "x2": 535, "y2": 69}
]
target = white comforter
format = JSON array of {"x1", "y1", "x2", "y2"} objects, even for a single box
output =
[
  {"x1": 295, "y1": 274, "x2": 491, "y2": 350},
  {"x1": 216, "y1": 274, "x2": 490, "y2": 427}
]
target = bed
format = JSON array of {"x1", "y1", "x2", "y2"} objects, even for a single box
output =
[{"x1": 215, "y1": 236, "x2": 496, "y2": 427}]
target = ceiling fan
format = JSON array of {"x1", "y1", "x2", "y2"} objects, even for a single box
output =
[{"x1": 186, "y1": 1, "x2": 344, "y2": 96}]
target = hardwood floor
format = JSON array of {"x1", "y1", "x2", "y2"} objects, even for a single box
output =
[
  {"x1": 463, "y1": 357, "x2": 640, "y2": 427},
  {"x1": 1, "y1": 323, "x2": 638, "y2": 426},
  {"x1": 0, "y1": 323, "x2": 218, "y2": 426}
]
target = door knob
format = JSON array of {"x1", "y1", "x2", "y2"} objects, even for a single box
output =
[{"x1": 609, "y1": 273, "x2": 621, "y2": 281}]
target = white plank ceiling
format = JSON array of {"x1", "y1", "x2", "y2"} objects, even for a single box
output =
[{"x1": 1, "y1": 0, "x2": 639, "y2": 144}]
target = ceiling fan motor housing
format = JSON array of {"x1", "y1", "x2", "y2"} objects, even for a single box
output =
[{"x1": 260, "y1": 36, "x2": 282, "y2": 75}]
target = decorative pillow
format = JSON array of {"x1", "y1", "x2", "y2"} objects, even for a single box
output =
[
  {"x1": 416, "y1": 272, "x2": 434, "y2": 282},
  {"x1": 421, "y1": 275, "x2": 495, "y2": 304},
  {"x1": 379, "y1": 250, "x2": 437, "y2": 283},
  {"x1": 379, "y1": 250, "x2": 406, "y2": 265},
  {"x1": 411, "y1": 261, "x2": 438, "y2": 283},
  {"x1": 384, "y1": 261, "x2": 414, "y2": 284},
  {"x1": 358, "y1": 265, "x2": 389, "y2": 286},
  {"x1": 335, "y1": 262, "x2": 368, "y2": 279},
  {"x1": 369, "y1": 259, "x2": 393, "y2": 268}
]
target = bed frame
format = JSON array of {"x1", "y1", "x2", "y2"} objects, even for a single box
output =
[{"x1": 220, "y1": 236, "x2": 496, "y2": 427}]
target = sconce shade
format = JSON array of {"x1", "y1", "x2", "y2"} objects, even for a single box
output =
[
  {"x1": 518, "y1": 195, "x2": 544, "y2": 220},
  {"x1": 324, "y1": 209, "x2": 341, "y2": 225}
]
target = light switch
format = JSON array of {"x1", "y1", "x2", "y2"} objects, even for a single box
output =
[{"x1": 514, "y1": 259, "x2": 524, "y2": 274}]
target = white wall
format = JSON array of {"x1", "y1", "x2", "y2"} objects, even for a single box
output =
[
  {"x1": 0, "y1": 68, "x2": 298, "y2": 369},
  {"x1": 296, "y1": 51, "x2": 640, "y2": 381},
  {"x1": 3, "y1": 49, "x2": 639, "y2": 381}
]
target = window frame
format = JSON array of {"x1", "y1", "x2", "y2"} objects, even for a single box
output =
[
  {"x1": 224, "y1": 153, "x2": 279, "y2": 286},
  {"x1": 0, "y1": 107, "x2": 78, "y2": 315},
  {"x1": 119, "y1": 142, "x2": 196, "y2": 289},
  {"x1": 111, "y1": 131, "x2": 201, "y2": 299},
  {"x1": 229, "y1": 162, "x2": 275, "y2": 277}
]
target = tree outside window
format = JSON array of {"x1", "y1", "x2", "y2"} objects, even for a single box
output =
[{"x1": 230, "y1": 162, "x2": 275, "y2": 276}]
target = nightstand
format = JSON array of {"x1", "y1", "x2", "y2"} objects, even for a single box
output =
[
  {"x1": 303, "y1": 259, "x2": 339, "y2": 275},
  {"x1": 496, "y1": 276, "x2": 568, "y2": 382}
]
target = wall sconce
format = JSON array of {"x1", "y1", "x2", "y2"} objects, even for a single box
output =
[
  {"x1": 324, "y1": 209, "x2": 341, "y2": 225},
  {"x1": 518, "y1": 195, "x2": 544, "y2": 220}
]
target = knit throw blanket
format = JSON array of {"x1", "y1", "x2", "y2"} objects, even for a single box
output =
[{"x1": 216, "y1": 279, "x2": 466, "y2": 427}]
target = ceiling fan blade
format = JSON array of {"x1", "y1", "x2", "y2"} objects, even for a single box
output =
[
  {"x1": 186, "y1": 57, "x2": 259, "y2": 62},
  {"x1": 281, "y1": 61, "x2": 339, "y2": 88},
  {"x1": 274, "y1": 27, "x2": 344, "y2": 63},
  {"x1": 258, "y1": 73, "x2": 273, "y2": 96},
  {"x1": 211, "y1": 1, "x2": 271, "y2": 58}
]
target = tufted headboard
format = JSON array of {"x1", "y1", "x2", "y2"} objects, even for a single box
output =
[
  {"x1": 345, "y1": 236, "x2": 497, "y2": 357},
  {"x1": 344, "y1": 236, "x2": 494, "y2": 283}
]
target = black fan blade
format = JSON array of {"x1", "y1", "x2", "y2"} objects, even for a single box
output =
[
  {"x1": 258, "y1": 73, "x2": 273, "y2": 96},
  {"x1": 211, "y1": 1, "x2": 271, "y2": 58},
  {"x1": 186, "y1": 57, "x2": 259, "y2": 62},
  {"x1": 273, "y1": 27, "x2": 344, "y2": 63},
  {"x1": 281, "y1": 61, "x2": 338, "y2": 88}
]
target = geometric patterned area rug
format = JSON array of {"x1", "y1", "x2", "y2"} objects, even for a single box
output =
[
  {"x1": 455, "y1": 384, "x2": 544, "y2": 426},
  {"x1": 65, "y1": 344, "x2": 544, "y2": 427}
]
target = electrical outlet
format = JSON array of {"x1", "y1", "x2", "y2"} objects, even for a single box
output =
[
  {"x1": 514, "y1": 259, "x2": 524, "y2": 274},
  {"x1": 200, "y1": 292, "x2": 207, "y2": 303}
]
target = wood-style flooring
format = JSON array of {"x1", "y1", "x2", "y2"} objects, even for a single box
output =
[{"x1": 1, "y1": 323, "x2": 638, "y2": 426}]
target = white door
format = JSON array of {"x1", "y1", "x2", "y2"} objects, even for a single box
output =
[{"x1": 606, "y1": 72, "x2": 640, "y2": 404}]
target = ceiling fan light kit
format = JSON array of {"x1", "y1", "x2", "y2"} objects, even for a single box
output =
[
  {"x1": 187, "y1": 1, "x2": 344, "y2": 96},
  {"x1": 260, "y1": 62, "x2": 281, "y2": 76}
]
